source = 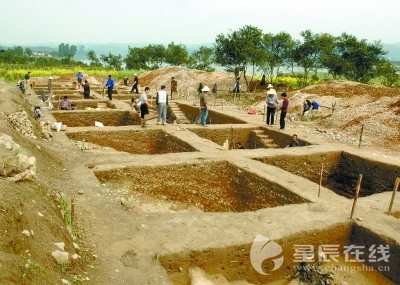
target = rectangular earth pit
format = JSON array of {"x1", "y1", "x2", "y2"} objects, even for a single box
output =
[
  {"x1": 177, "y1": 104, "x2": 247, "y2": 124},
  {"x1": 90, "y1": 87, "x2": 119, "y2": 94},
  {"x1": 94, "y1": 161, "x2": 308, "y2": 212},
  {"x1": 110, "y1": 95, "x2": 138, "y2": 100},
  {"x1": 159, "y1": 223, "x2": 398, "y2": 284},
  {"x1": 254, "y1": 151, "x2": 400, "y2": 198},
  {"x1": 66, "y1": 129, "x2": 197, "y2": 154},
  {"x1": 188, "y1": 127, "x2": 310, "y2": 149},
  {"x1": 52, "y1": 110, "x2": 143, "y2": 127},
  {"x1": 66, "y1": 100, "x2": 115, "y2": 110}
]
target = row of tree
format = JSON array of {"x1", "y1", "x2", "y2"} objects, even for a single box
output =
[
  {"x1": 115, "y1": 26, "x2": 399, "y2": 88},
  {"x1": 212, "y1": 26, "x2": 397, "y2": 88},
  {"x1": 84, "y1": 42, "x2": 215, "y2": 73},
  {"x1": 1, "y1": 25, "x2": 399, "y2": 88}
]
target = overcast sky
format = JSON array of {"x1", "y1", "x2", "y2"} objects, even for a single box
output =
[{"x1": 1, "y1": 0, "x2": 399, "y2": 47}]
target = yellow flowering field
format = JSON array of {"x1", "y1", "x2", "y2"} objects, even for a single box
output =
[{"x1": 0, "y1": 68, "x2": 139, "y2": 82}]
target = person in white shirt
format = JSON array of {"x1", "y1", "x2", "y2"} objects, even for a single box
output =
[
  {"x1": 131, "y1": 98, "x2": 141, "y2": 113},
  {"x1": 156, "y1": 85, "x2": 169, "y2": 125},
  {"x1": 139, "y1": 87, "x2": 152, "y2": 126}
]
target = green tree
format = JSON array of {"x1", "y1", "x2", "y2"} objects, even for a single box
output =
[
  {"x1": 147, "y1": 44, "x2": 166, "y2": 69},
  {"x1": 214, "y1": 25, "x2": 263, "y2": 90},
  {"x1": 68, "y1": 45, "x2": 78, "y2": 58},
  {"x1": 376, "y1": 60, "x2": 400, "y2": 87},
  {"x1": 58, "y1": 43, "x2": 77, "y2": 59},
  {"x1": 125, "y1": 46, "x2": 149, "y2": 70},
  {"x1": 86, "y1": 50, "x2": 101, "y2": 66},
  {"x1": 14, "y1": 46, "x2": 24, "y2": 55},
  {"x1": 25, "y1": 47, "x2": 33, "y2": 56},
  {"x1": 100, "y1": 52, "x2": 123, "y2": 70},
  {"x1": 258, "y1": 32, "x2": 294, "y2": 86},
  {"x1": 237, "y1": 25, "x2": 264, "y2": 89},
  {"x1": 33, "y1": 57, "x2": 61, "y2": 67},
  {"x1": 290, "y1": 30, "x2": 334, "y2": 88},
  {"x1": 165, "y1": 42, "x2": 188, "y2": 66},
  {"x1": 337, "y1": 33, "x2": 387, "y2": 83},
  {"x1": 58, "y1": 43, "x2": 67, "y2": 58},
  {"x1": 0, "y1": 48, "x2": 28, "y2": 64},
  {"x1": 320, "y1": 36, "x2": 346, "y2": 80},
  {"x1": 50, "y1": 50, "x2": 59, "y2": 58},
  {"x1": 76, "y1": 45, "x2": 86, "y2": 58},
  {"x1": 187, "y1": 46, "x2": 215, "y2": 71}
]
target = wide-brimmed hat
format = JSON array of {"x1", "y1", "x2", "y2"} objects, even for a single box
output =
[
  {"x1": 267, "y1": 84, "x2": 273, "y2": 88},
  {"x1": 202, "y1": 86, "x2": 210, "y2": 92},
  {"x1": 49, "y1": 77, "x2": 53, "y2": 80},
  {"x1": 267, "y1": 90, "x2": 275, "y2": 95}
]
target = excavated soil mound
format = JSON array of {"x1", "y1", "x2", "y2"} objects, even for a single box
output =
[
  {"x1": 287, "y1": 80, "x2": 400, "y2": 148},
  {"x1": 139, "y1": 66, "x2": 238, "y2": 96}
]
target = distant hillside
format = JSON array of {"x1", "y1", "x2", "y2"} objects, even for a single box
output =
[{"x1": 383, "y1": 43, "x2": 400, "y2": 61}]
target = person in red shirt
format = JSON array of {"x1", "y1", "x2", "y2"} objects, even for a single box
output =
[{"x1": 279, "y1": 92, "x2": 289, "y2": 130}]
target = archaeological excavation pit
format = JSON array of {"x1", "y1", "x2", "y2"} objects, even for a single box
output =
[
  {"x1": 66, "y1": 129, "x2": 197, "y2": 154},
  {"x1": 254, "y1": 151, "x2": 400, "y2": 198},
  {"x1": 36, "y1": 89, "x2": 86, "y2": 98},
  {"x1": 176, "y1": 104, "x2": 248, "y2": 125},
  {"x1": 52, "y1": 110, "x2": 142, "y2": 127},
  {"x1": 58, "y1": 100, "x2": 115, "y2": 110},
  {"x1": 94, "y1": 161, "x2": 308, "y2": 212},
  {"x1": 159, "y1": 223, "x2": 399, "y2": 285},
  {"x1": 188, "y1": 126, "x2": 311, "y2": 149}
]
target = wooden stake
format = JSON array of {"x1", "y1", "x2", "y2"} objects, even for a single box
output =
[
  {"x1": 350, "y1": 174, "x2": 363, "y2": 219},
  {"x1": 387, "y1": 177, "x2": 400, "y2": 215},
  {"x1": 71, "y1": 195, "x2": 75, "y2": 226},
  {"x1": 263, "y1": 104, "x2": 266, "y2": 122},
  {"x1": 318, "y1": 163, "x2": 324, "y2": 197},
  {"x1": 231, "y1": 126, "x2": 235, "y2": 150},
  {"x1": 358, "y1": 124, "x2": 364, "y2": 148},
  {"x1": 102, "y1": 79, "x2": 105, "y2": 98}
]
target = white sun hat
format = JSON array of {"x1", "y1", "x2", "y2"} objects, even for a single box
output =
[{"x1": 202, "y1": 86, "x2": 211, "y2": 92}]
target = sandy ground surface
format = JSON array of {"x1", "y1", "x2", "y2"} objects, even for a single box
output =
[{"x1": 0, "y1": 67, "x2": 399, "y2": 285}]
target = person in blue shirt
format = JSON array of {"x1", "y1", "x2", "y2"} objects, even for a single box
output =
[
  {"x1": 312, "y1": 101, "x2": 319, "y2": 110},
  {"x1": 105, "y1": 75, "x2": 115, "y2": 101},
  {"x1": 286, "y1": 134, "x2": 301, "y2": 148},
  {"x1": 76, "y1": 71, "x2": 83, "y2": 86}
]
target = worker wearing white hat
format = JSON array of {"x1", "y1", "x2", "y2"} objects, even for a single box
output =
[
  {"x1": 47, "y1": 76, "x2": 54, "y2": 102},
  {"x1": 199, "y1": 86, "x2": 210, "y2": 126},
  {"x1": 267, "y1": 83, "x2": 277, "y2": 96},
  {"x1": 131, "y1": 74, "x2": 139, "y2": 94}
]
